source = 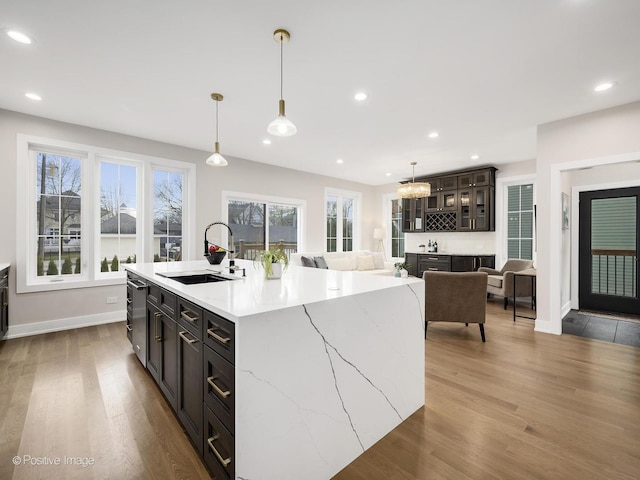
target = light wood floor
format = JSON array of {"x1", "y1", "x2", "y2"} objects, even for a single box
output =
[{"x1": 1, "y1": 300, "x2": 639, "y2": 480}]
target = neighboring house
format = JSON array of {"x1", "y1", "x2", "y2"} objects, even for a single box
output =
[
  {"x1": 154, "y1": 220, "x2": 183, "y2": 260},
  {"x1": 36, "y1": 190, "x2": 81, "y2": 253}
]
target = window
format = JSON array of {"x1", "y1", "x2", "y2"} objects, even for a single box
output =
[
  {"x1": 224, "y1": 193, "x2": 304, "y2": 260},
  {"x1": 325, "y1": 189, "x2": 360, "y2": 252},
  {"x1": 17, "y1": 135, "x2": 195, "y2": 292},
  {"x1": 153, "y1": 169, "x2": 183, "y2": 262},
  {"x1": 99, "y1": 161, "x2": 138, "y2": 272},
  {"x1": 506, "y1": 184, "x2": 534, "y2": 260},
  {"x1": 390, "y1": 198, "x2": 405, "y2": 258},
  {"x1": 36, "y1": 152, "x2": 83, "y2": 277}
]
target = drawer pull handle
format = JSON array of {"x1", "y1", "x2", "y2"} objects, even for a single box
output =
[
  {"x1": 2, "y1": 275, "x2": 8, "y2": 280},
  {"x1": 428, "y1": 257, "x2": 439, "y2": 261},
  {"x1": 207, "y1": 435, "x2": 231, "y2": 467},
  {"x1": 127, "y1": 280, "x2": 146, "y2": 290},
  {"x1": 179, "y1": 331, "x2": 198, "y2": 345},
  {"x1": 428, "y1": 267, "x2": 439, "y2": 271},
  {"x1": 126, "y1": 325, "x2": 132, "y2": 332},
  {"x1": 127, "y1": 298, "x2": 132, "y2": 305},
  {"x1": 180, "y1": 310, "x2": 199, "y2": 323},
  {"x1": 207, "y1": 328, "x2": 230, "y2": 345},
  {"x1": 207, "y1": 376, "x2": 231, "y2": 398},
  {"x1": 154, "y1": 312, "x2": 162, "y2": 342}
]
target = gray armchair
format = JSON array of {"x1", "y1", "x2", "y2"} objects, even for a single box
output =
[
  {"x1": 478, "y1": 259, "x2": 534, "y2": 309},
  {"x1": 423, "y1": 271, "x2": 488, "y2": 342}
]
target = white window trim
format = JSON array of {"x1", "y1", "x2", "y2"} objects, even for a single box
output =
[
  {"x1": 221, "y1": 190, "x2": 307, "y2": 253},
  {"x1": 324, "y1": 187, "x2": 362, "y2": 252},
  {"x1": 495, "y1": 174, "x2": 536, "y2": 268},
  {"x1": 381, "y1": 192, "x2": 404, "y2": 261},
  {"x1": 16, "y1": 134, "x2": 195, "y2": 293}
]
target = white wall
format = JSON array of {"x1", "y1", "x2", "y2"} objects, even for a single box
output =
[
  {"x1": 0, "y1": 109, "x2": 378, "y2": 336},
  {"x1": 536, "y1": 100, "x2": 640, "y2": 334}
]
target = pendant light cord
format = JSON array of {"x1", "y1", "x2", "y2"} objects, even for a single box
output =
[
  {"x1": 215, "y1": 99, "x2": 219, "y2": 142},
  {"x1": 280, "y1": 33, "x2": 284, "y2": 100}
]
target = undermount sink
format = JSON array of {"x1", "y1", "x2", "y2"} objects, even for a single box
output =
[{"x1": 156, "y1": 270, "x2": 238, "y2": 285}]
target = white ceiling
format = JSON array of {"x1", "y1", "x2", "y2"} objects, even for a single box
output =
[{"x1": 2, "y1": 1, "x2": 640, "y2": 185}]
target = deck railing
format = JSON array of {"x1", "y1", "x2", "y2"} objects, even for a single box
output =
[
  {"x1": 591, "y1": 249, "x2": 637, "y2": 297},
  {"x1": 236, "y1": 241, "x2": 297, "y2": 261}
]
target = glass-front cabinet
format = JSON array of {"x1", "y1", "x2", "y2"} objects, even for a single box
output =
[
  {"x1": 458, "y1": 186, "x2": 491, "y2": 231},
  {"x1": 402, "y1": 197, "x2": 425, "y2": 232}
]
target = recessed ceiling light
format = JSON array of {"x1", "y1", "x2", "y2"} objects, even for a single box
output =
[
  {"x1": 6, "y1": 29, "x2": 33, "y2": 44},
  {"x1": 336, "y1": 158, "x2": 344, "y2": 164},
  {"x1": 471, "y1": 154, "x2": 480, "y2": 160},
  {"x1": 594, "y1": 82, "x2": 614, "y2": 92},
  {"x1": 354, "y1": 92, "x2": 368, "y2": 101},
  {"x1": 25, "y1": 92, "x2": 42, "y2": 101},
  {"x1": 428, "y1": 131, "x2": 439, "y2": 139},
  {"x1": 385, "y1": 173, "x2": 391, "y2": 177},
  {"x1": 262, "y1": 139, "x2": 272, "y2": 145}
]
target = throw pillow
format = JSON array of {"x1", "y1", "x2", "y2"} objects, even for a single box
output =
[
  {"x1": 301, "y1": 256, "x2": 316, "y2": 268},
  {"x1": 313, "y1": 256, "x2": 329, "y2": 269},
  {"x1": 371, "y1": 252, "x2": 384, "y2": 269},
  {"x1": 325, "y1": 256, "x2": 354, "y2": 271},
  {"x1": 356, "y1": 255, "x2": 375, "y2": 271}
]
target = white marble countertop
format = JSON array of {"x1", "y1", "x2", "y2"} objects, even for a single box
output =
[
  {"x1": 0, "y1": 263, "x2": 10, "y2": 271},
  {"x1": 125, "y1": 259, "x2": 422, "y2": 322}
]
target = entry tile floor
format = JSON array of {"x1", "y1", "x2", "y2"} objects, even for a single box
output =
[{"x1": 562, "y1": 310, "x2": 640, "y2": 348}]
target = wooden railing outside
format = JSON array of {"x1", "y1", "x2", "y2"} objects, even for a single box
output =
[
  {"x1": 591, "y1": 249, "x2": 637, "y2": 297},
  {"x1": 236, "y1": 241, "x2": 297, "y2": 261}
]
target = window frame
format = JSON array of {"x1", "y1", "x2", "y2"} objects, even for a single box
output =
[
  {"x1": 16, "y1": 134, "x2": 196, "y2": 293},
  {"x1": 495, "y1": 174, "x2": 536, "y2": 267},
  {"x1": 382, "y1": 192, "x2": 405, "y2": 260},
  {"x1": 324, "y1": 188, "x2": 361, "y2": 252},
  {"x1": 221, "y1": 190, "x2": 306, "y2": 256}
]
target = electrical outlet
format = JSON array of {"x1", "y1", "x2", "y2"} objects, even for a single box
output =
[{"x1": 106, "y1": 296, "x2": 118, "y2": 304}]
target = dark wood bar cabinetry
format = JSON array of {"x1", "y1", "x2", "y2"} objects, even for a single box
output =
[
  {"x1": 401, "y1": 167, "x2": 496, "y2": 232},
  {"x1": 405, "y1": 253, "x2": 495, "y2": 278},
  {"x1": 0, "y1": 266, "x2": 9, "y2": 339}
]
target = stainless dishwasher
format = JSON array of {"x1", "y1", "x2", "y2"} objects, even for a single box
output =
[{"x1": 127, "y1": 274, "x2": 148, "y2": 366}]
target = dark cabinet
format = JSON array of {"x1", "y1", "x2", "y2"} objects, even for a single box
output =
[
  {"x1": 127, "y1": 272, "x2": 147, "y2": 366},
  {"x1": 405, "y1": 253, "x2": 418, "y2": 277},
  {"x1": 406, "y1": 254, "x2": 495, "y2": 277},
  {"x1": 0, "y1": 267, "x2": 9, "y2": 339},
  {"x1": 146, "y1": 299, "x2": 178, "y2": 411},
  {"x1": 178, "y1": 327, "x2": 203, "y2": 455},
  {"x1": 204, "y1": 404, "x2": 235, "y2": 480},
  {"x1": 458, "y1": 186, "x2": 493, "y2": 231},
  {"x1": 402, "y1": 197, "x2": 425, "y2": 232},
  {"x1": 402, "y1": 167, "x2": 496, "y2": 232}
]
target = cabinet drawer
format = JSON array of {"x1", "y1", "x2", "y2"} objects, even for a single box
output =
[
  {"x1": 147, "y1": 283, "x2": 176, "y2": 317},
  {"x1": 204, "y1": 405, "x2": 234, "y2": 480},
  {"x1": 204, "y1": 311, "x2": 235, "y2": 363},
  {"x1": 177, "y1": 298, "x2": 203, "y2": 340},
  {"x1": 204, "y1": 345, "x2": 235, "y2": 433},
  {"x1": 419, "y1": 256, "x2": 451, "y2": 272}
]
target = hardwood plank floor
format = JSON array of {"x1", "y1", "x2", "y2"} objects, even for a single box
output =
[{"x1": 1, "y1": 299, "x2": 639, "y2": 479}]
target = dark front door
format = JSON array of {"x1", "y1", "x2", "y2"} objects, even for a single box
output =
[{"x1": 579, "y1": 187, "x2": 639, "y2": 315}]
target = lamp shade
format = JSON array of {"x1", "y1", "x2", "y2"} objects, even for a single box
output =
[{"x1": 373, "y1": 228, "x2": 387, "y2": 240}]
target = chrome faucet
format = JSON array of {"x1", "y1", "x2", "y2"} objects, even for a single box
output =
[{"x1": 204, "y1": 221, "x2": 236, "y2": 270}]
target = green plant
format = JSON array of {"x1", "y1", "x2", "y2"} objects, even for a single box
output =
[
  {"x1": 101, "y1": 257, "x2": 109, "y2": 272},
  {"x1": 37, "y1": 256, "x2": 44, "y2": 276},
  {"x1": 75, "y1": 257, "x2": 81, "y2": 274},
  {"x1": 125, "y1": 256, "x2": 132, "y2": 264},
  {"x1": 61, "y1": 257, "x2": 73, "y2": 274},
  {"x1": 111, "y1": 255, "x2": 119, "y2": 272},
  {"x1": 153, "y1": 254, "x2": 161, "y2": 263},
  {"x1": 254, "y1": 245, "x2": 289, "y2": 278},
  {"x1": 47, "y1": 260, "x2": 59, "y2": 275},
  {"x1": 394, "y1": 261, "x2": 411, "y2": 271}
]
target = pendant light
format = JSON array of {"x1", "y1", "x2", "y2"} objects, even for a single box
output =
[
  {"x1": 397, "y1": 162, "x2": 431, "y2": 198},
  {"x1": 206, "y1": 93, "x2": 228, "y2": 167},
  {"x1": 267, "y1": 29, "x2": 297, "y2": 137}
]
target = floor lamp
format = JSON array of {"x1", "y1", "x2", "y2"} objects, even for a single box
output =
[{"x1": 373, "y1": 228, "x2": 387, "y2": 261}]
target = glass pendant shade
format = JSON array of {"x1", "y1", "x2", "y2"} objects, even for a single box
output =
[
  {"x1": 397, "y1": 162, "x2": 431, "y2": 198},
  {"x1": 206, "y1": 142, "x2": 228, "y2": 167},
  {"x1": 268, "y1": 100, "x2": 297, "y2": 136}
]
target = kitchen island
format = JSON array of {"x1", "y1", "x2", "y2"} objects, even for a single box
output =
[{"x1": 125, "y1": 259, "x2": 425, "y2": 480}]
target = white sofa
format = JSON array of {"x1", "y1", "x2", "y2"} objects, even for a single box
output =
[{"x1": 290, "y1": 251, "x2": 395, "y2": 275}]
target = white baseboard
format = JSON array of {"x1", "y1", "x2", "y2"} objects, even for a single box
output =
[
  {"x1": 561, "y1": 301, "x2": 572, "y2": 318},
  {"x1": 4, "y1": 310, "x2": 126, "y2": 339}
]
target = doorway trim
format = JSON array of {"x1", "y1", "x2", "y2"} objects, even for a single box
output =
[
  {"x1": 544, "y1": 151, "x2": 640, "y2": 335},
  {"x1": 570, "y1": 180, "x2": 640, "y2": 312}
]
